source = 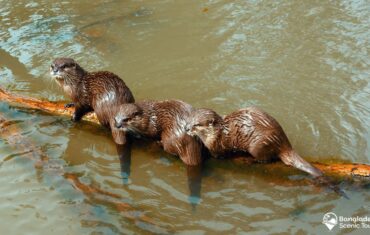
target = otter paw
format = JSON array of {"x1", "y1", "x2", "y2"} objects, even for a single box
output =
[
  {"x1": 64, "y1": 103, "x2": 75, "y2": 108},
  {"x1": 71, "y1": 113, "x2": 81, "y2": 122}
]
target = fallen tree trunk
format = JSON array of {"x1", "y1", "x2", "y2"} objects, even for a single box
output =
[
  {"x1": 1, "y1": 86, "x2": 370, "y2": 178},
  {"x1": 0, "y1": 86, "x2": 99, "y2": 123}
]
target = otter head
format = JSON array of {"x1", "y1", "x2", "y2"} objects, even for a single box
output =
[
  {"x1": 114, "y1": 103, "x2": 144, "y2": 134},
  {"x1": 186, "y1": 108, "x2": 223, "y2": 148},
  {"x1": 50, "y1": 58, "x2": 85, "y2": 86}
]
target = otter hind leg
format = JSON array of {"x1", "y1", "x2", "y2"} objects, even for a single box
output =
[{"x1": 247, "y1": 143, "x2": 276, "y2": 163}]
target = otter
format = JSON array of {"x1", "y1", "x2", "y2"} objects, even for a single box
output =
[
  {"x1": 114, "y1": 100, "x2": 203, "y2": 165},
  {"x1": 186, "y1": 107, "x2": 324, "y2": 178},
  {"x1": 50, "y1": 58, "x2": 135, "y2": 145}
]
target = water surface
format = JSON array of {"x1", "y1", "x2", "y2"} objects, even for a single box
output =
[{"x1": 1, "y1": 0, "x2": 369, "y2": 234}]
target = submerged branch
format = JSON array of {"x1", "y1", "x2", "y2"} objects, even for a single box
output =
[{"x1": 1, "y1": 86, "x2": 369, "y2": 179}]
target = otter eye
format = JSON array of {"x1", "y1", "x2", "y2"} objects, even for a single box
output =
[
  {"x1": 60, "y1": 65, "x2": 66, "y2": 69},
  {"x1": 122, "y1": 117, "x2": 130, "y2": 122},
  {"x1": 193, "y1": 123, "x2": 200, "y2": 127},
  {"x1": 133, "y1": 111, "x2": 140, "y2": 116},
  {"x1": 208, "y1": 118, "x2": 215, "y2": 126}
]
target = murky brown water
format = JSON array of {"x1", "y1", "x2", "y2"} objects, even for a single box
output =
[{"x1": 1, "y1": 0, "x2": 369, "y2": 234}]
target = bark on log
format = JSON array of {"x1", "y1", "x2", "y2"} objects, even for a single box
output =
[
  {"x1": 0, "y1": 86, "x2": 99, "y2": 123},
  {"x1": 1, "y1": 86, "x2": 369, "y2": 179}
]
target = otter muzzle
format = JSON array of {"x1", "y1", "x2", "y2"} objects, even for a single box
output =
[{"x1": 115, "y1": 120, "x2": 123, "y2": 129}]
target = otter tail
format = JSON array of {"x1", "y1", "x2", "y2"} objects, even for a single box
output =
[
  {"x1": 279, "y1": 150, "x2": 348, "y2": 198},
  {"x1": 279, "y1": 150, "x2": 323, "y2": 178}
]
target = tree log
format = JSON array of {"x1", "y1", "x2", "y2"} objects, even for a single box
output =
[
  {"x1": 0, "y1": 86, "x2": 99, "y2": 123},
  {"x1": 1, "y1": 86, "x2": 369, "y2": 179}
]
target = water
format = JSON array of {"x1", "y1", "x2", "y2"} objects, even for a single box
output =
[{"x1": 0, "y1": 0, "x2": 369, "y2": 234}]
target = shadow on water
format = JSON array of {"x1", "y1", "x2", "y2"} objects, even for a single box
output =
[
  {"x1": 116, "y1": 137, "x2": 206, "y2": 210},
  {"x1": 0, "y1": 107, "x2": 172, "y2": 234},
  {"x1": 186, "y1": 163, "x2": 203, "y2": 211},
  {"x1": 116, "y1": 142, "x2": 132, "y2": 185},
  {"x1": 0, "y1": 48, "x2": 31, "y2": 80}
]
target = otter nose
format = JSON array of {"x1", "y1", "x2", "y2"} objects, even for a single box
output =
[
  {"x1": 115, "y1": 116, "x2": 129, "y2": 128},
  {"x1": 114, "y1": 117, "x2": 122, "y2": 128},
  {"x1": 51, "y1": 65, "x2": 58, "y2": 73},
  {"x1": 185, "y1": 124, "x2": 190, "y2": 132}
]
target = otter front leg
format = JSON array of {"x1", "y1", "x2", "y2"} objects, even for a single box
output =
[
  {"x1": 180, "y1": 141, "x2": 203, "y2": 165},
  {"x1": 165, "y1": 134, "x2": 203, "y2": 166},
  {"x1": 110, "y1": 121, "x2": 128, "y2": 145},
  {"x1": 72, "y1": 105, "x2": 91, "y2": 121}
]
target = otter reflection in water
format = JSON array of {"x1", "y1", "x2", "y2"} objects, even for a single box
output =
[
  {"x1": 118, "y1": 143, "x2": 205, "y2": 208},
  {"x1": 116, "y1": 142, "x2": 132, "y2": 185},
  {"x1": 63, "y1": 124, "x2": 205, "y2": 206},
  {"x1": 61, "y1": 124, "x2": 133, "y2": 184}
]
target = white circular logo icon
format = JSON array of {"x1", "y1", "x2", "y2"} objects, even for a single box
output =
[{"x1": 323, "y1": 212, "x2": 338, "y2": 231}]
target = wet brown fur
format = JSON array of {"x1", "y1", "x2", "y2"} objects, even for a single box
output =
[
  {"x1": 115, "y1": 100, "x2": 203, "y2": 165},
  {"x1": 188, "y1": 107, "x2": 324, "y2": 177},
  {"x1": 50, "y1": 58, "x2": 135, "y2": 145}
]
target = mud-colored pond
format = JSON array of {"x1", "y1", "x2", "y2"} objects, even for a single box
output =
[{"x1": 1, "y1": 0, "x2": 369, "y2": 234}]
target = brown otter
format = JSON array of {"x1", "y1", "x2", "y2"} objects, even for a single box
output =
[
  {"x1": 186, "y1": 107, "x2": 324, "y2": 178},
  {"x1": 114, "y1": 100, "x2": 203, "y2": 165},
  {"x1": 50, "y1": 58, "x2": 135, "y2": 145}
]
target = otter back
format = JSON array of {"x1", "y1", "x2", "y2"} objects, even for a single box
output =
[{"x1": 127, "y1": 100, "x2": 203, "y2": 165}]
